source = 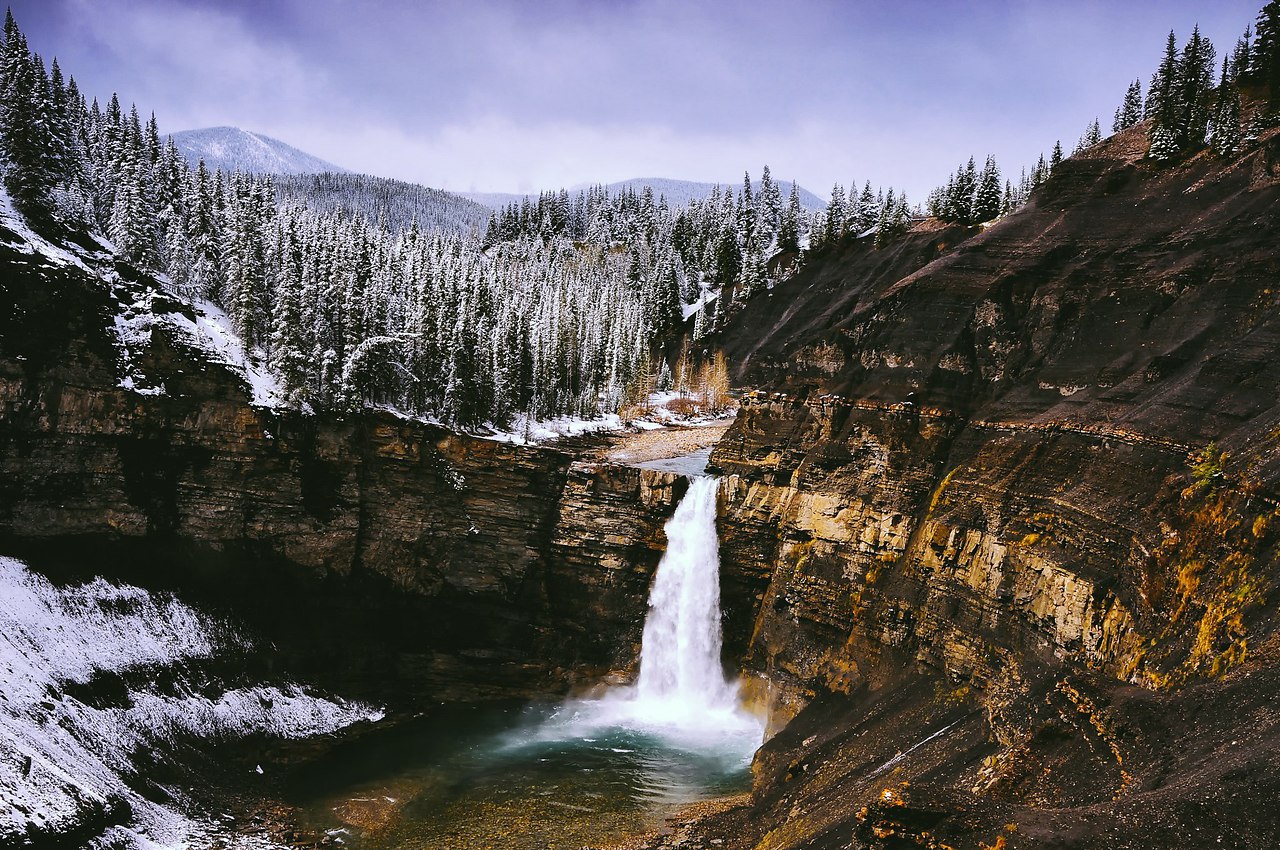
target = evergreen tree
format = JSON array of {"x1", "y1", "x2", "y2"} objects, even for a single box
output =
[
  {"x1": 1146, "y1": 30, "x2": 1180, "y2": 125},
  {"x1": 971, "y1": 155, "x2": 1002, "y2": 223},
  {"x1": 1252, "y1": 1, "x2": 1280, "y2": 111},
  {"x1": 1082, "y1": 118, "x2": 1101, "y2": 149},
  {"x1": 758, "y1": 164, "x2": 781, "y2": 241},
  {"x1": 855, "y1": 181, "x2": 876, "y2": 232},
  {"x1": 1209, "y1": 55, "x2": 1243, "y2": 156},
  {"x1": 1113, "y1": 79, "x2": 1144, "y2": 132},
  {"x1": 737, "y1": 170, "x2": 757, "y2": 251},
  {"x1": 778, "y1": 180, "x2": 802, "y2": 254},
  {"x1": 0, "y1": 14, "x2": 63, "y2": 215},
  {"x1": 1148, "y1": 124, "x2": 1179, "y2": 160},
  {"x1": 824, "y1": 182, "x2": 846, "y2": 245},
  {"x1": 1172, "y1": 25, "x2": 1215, "y2": 148}
]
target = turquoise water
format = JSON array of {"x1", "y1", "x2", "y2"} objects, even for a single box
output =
[
  {"x1": 285, "y1": 701, "x2": 757, "y2": 849},
  {"x1": 285, "y1": 451, "x2": 761, "y2": 849}
]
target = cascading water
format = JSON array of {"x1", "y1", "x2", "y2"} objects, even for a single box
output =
[
  {"x1": 634, "y1": 475, "x2": 741, "y2": 719},
  {"x1": 287, "y1": 461, "x2": 764, "y2": 849},
  {"x1": 522, "y1": 470, "x2": 762, "y2": 754}
]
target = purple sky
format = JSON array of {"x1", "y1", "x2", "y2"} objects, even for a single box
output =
[{"x1": 9, "y1": 0, "x2": 1264, "y2": 201}]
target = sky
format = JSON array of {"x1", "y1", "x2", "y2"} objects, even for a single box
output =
[{"x1": 8, "y1": 0, "x2": 1265, "y2": 201}]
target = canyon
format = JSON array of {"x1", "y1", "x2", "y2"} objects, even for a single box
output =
[{"x1": 3, "y1": 120, "x2": 1280, "y2": 848}]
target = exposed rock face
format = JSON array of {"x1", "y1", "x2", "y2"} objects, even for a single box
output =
[
  {"x1": 689, "y1": 126, "x2": 1280, "y2": 847},
  {"x1": 6, "y1": 125, "x2": 1280, "y2": 849},
  {"x1": 0, "y1": 227, "x2": 681, "y2": 705}
]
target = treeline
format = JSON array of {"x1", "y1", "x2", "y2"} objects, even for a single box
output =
[
  {"x1": 1112, "y1": 2, "x2": 1280, "y2": 160},
  {"x1": 4, "y1": 4, "x2": 1277, "y2": 429},
  {"x1": 272, "y1": 171, "x2": 491, "y2": 237}
]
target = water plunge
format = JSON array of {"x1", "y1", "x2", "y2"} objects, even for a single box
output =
[
  {"x1": 288, "y1": 465, "x2": 763, "y2": 848},
  {"x1": 638, "y1": 476, "x2": 734, "y2": 706},
  {"x1": 525, "y1": 473, "x2": 762, "y2": 754}
]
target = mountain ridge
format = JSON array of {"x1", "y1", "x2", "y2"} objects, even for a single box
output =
[{"x1": 170, "y1": 126, "x2": 349, "y2": 176}]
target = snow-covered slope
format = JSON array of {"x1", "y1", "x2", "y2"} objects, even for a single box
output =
[
  {"x1": 1, "y1": 187, "x2": 289, "y2": 411},
  {"x1": 171, "y1": 126, "x2": 348, "y2": 176},
  {"x1": 273, "y1": 172, "x2": 491, "y2": 236},
  {"x1": 0, "y1": 556, "x2": 380, "y2": 848}
]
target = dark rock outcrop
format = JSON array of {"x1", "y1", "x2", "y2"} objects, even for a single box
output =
[{"x1": 684, "y1": 125, "x2": 1280, "y2": 847}]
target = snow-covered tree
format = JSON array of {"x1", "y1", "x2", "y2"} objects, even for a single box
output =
[
  {"x1": 1113, "y1": 79, "x2": 1144, "y2": 132},
  {"x1": 1148, "y1": 124, "x2": 1179, "y2": 160}
]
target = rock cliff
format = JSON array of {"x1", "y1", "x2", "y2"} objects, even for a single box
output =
[
  {"x1": 0, "y1": 223, "x2": 682, "y2": 705},
  {"x1": 5, "y1": 120, "x2": 1280, "y2": 849},
  {"x1": 678, "y1": 124, "x2": 1280, "y2": 847}
]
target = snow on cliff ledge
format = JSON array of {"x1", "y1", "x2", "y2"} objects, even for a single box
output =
[{"x1": 1, "y1": 188, "x2": 287, "y2": 409}]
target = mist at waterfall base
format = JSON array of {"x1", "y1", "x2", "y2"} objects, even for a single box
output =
[{"x1": 289, "y1": 473, "x2": 763, "y2": 849}]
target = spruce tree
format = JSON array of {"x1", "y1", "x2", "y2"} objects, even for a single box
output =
[
  {"x1": 1253, "y1": 1, "x2": 1280, "y2": 111},
  {"x1": 1148, "y1": 124, "x2": 1179, "y2": 161},
  {"x1": 971, "y1": 156, "x2": 1002, "y2": 223},
  {"x1": 758, "y1": 164, "x2": 781, "y2": 241},
  {"x1": 1209, "y1": 56, "x2": 1242, "y2": 156},
  {"x1": 778, "y1": 180, "x2": 801, "y2": 254},
  {"x1": 1113, "y1": 79, "x2": 1143, "y2": 132},
  {"x1": 1173, "y1": 26, "x2": 1215, "y2": 148},
  {"x1": 1146, "y1": 30, "x2": 1180, "y2": 126},
  {"x1": 824, "y1": 182, "x2": 845, "y2": 245},
  {"x1": 0, "y1": 14, "x2": 62, "y2": 215}
]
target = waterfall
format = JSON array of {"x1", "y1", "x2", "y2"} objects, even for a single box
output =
[
  {"x1": 635, "y1": 475, "x2": 737, "y2": 712},
  {"x1": 521, "y1": 469, "x2": 761, "y2": 757}
]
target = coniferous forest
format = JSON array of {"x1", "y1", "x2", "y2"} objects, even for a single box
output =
[{"x1": 1, "y1": 4, "x2": 1278, "y2": 429}]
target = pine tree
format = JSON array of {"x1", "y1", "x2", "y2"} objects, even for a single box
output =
[
  {"x1": 0, "y1": 14, "x2": 63, "y2": 215},
  {"x1": 1113, "y1": 79, "x2": 1143, "y2": 132},
  {"x1": 1209, "y1": 56, "x2": 1242, "y2": 156},
  {"x1": 778, "y1": 180, "x2": 801, "y2": 254},
  {"x1": 856, "y1": 181, "x2": 876, "y2": 232},
  {"x1": 971, "y1": 155, "x2": 1002, "y2": 223},
  {"x1": 1050, "y1": 141, "x2": 1063, "y2": 170},
  {"x1": 1146, "y1": 30, "x2": 1180, "y2": 125},
  {"x1": 1148, "y1": 124, "x2": 1179, "y2": 161},
  {"x1": 758, "y1": 164, "x2": 781, "y2": 242},
  {"x1": 737, "y1": 170, "x2": 757, "y2": 251},
  {"x1": 1173, "y1": 25, "x2": 1215, "y2": 148},
  {"x1": 824, "y1": 182, "x2": 845, "y2": 245},
  {"x1": 1253, "y1": 1, "x2": 1280, "y2": 111}
]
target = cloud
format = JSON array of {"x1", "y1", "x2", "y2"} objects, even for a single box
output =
[
  {"x1": 12, "y1": 0, "x2": 1268, "y2": 202},
  {"x1": 54, "y1": 0, "x2": 327, "y2": 132}
]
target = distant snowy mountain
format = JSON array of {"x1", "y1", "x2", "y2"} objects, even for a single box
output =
[
  {"x1": 462, "y1": 178, "x2": 826, "y2": 212},
  {"x1": 170, "y1": 126, "x2": 348, "y2": 176},
  {"x1": 458, "y1": 190, "x2": 529, "y2": 209}
]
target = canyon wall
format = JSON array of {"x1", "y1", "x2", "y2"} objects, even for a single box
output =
[
  {"x1": 0, "y1": 232, "x2": 682, "y2": 704},
  {"x1": 680, "y1": 124, "x2": 1280, "y2": 848}
]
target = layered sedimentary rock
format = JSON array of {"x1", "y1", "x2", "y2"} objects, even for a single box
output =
[
  {"x1": 684, "y1": 124, "x2": 1280, "y2": 848},
  {"x1": 0, "y1": 227, "x2": 681, "y2": 704}
]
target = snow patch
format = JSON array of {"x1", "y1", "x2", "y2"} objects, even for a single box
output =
[
  {"x1": 0, "y1": 556, "x2": 379, "y2": 848},
  {"x1": 0, "y1": 189, "x2": 94, "y2": 272},
  {"x1": 166, "y1": 299, "x2": 288, "y2": 407},
  {"x1": 482, "y1": 413, "x2": 631, "y2": 445},
  {"x1": 104, "y1": 282, "x2": 288, "y2": 408}
]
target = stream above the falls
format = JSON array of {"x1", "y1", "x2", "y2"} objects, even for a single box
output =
[{"x1": 286, "y1": 457, "x2": 762, "y2": 849}]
